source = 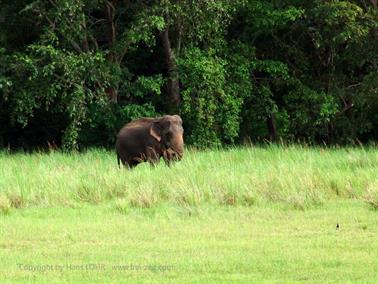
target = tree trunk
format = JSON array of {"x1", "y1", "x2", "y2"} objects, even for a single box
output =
[
  {"x1": 105, "y1": 0, "x2": 118, "y2": 103},
  {"x1": 326, "y1": 121, "x2": 335, "y2": 145},
  {"x1": 344, "y1": 98, "x2": 354, "y2": 120},
  {"x1": 371, "y1": 0, "x2": 378, "y2": 37},
  {"x1": 266, "y1": 114, "x2": 277, "y2": 142},
  {"x1": 161, "y1": 27, "x2": 181, "y2": 109}
]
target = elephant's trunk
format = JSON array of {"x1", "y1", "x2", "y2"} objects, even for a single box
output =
[{"x1": 171, "y1": 133, "x2": 184, "y2": 158}]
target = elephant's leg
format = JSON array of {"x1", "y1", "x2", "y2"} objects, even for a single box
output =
[
  {"x1": 148, "y1": 156, "x2": 160, "y2": 167},
  {"x1": 162, "y1": 148, "x2": 178, "y2": 167},
  {"x1": 127, "y1": 160, "x2": 139, "y2": 169},
  {"x1": 162, "y1": 153, "x2": 172, "y2": 167},
  {"x1": 163, "y1": 159, "x2": 172, "y2": 167},
  {"x1": 146, "y1": 147, "x2": 160, "y2": 166},
  {"x1": 119, "y1": 157, "x2": 128, "y2": 168},
  {"x1": 119, "y1": 157, "x2": 139, "y2": 169}
]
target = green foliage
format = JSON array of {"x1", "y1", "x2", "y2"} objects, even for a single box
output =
[
  {"x1": 222, "y1": 47, "x2": 253, "y2": 143},
  {"x1": 245, "y1": 1, "x2": 304, "y2": 31},
  {"x1": 124, "y1": 75, "x2": 164, "y2": 98},
  {"x1": 4, "y1": 45, "x2": 113, "y2": 150},
  {"x1": 309, "y1": 1, "x2": 369, "y2": 48},
  {"x1": 284, "y1": 82, "x2": 338, "y2": 141},
  {"x1": 79, "y1": 102, "x2": 158, "y2": 147},
  {"x1": 179, "y1": 48, "x2": 224, "y2": 147},
  {"x1": 0, "y1": 0, "x2": 377, "y2": 149},
  {"x1": 179, "y1": 48, "x2": 245, "y2": 147},
  {"x1": 158, "y1": 0, "x2": 239, "y2": 47}
]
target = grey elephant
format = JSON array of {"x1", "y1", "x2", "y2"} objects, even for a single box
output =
[{"x1": 116, "y1": 115, "x2": 184, "y2": 168}]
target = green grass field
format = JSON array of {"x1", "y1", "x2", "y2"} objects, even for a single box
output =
[{"x1": 0, "y1": 146, "x2": 377, "y2": 283}]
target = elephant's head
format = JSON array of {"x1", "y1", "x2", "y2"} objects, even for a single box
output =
[{"x1": 149, "y1": 115, "x2": 184, "y2": 160}]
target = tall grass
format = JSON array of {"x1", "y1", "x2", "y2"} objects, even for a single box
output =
[{"x1": 0, "y1": 145, "x2": 377, "y2": 212}]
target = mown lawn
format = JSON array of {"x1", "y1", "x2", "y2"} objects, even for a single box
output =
[{"x1": 0, "y1": 146, "x2": 377, "y2": 283}]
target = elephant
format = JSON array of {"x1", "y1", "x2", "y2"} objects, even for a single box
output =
[{"x1": 115, "y1": 115, "x2": 184, "y2": 168}]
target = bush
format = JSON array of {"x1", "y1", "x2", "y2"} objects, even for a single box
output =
[{"x1": 179, "y1": 48, "x2": 246, "y2": 147}]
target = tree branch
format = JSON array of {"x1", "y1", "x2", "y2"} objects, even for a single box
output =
[
  {"x1": 105, "y1": 0, "x2": 116, "y2": 47},
  {"x1": 336, "y1": 102, "x2": 354, "y2": 117},
  {"x1": 80, "y1": 12, "x2": 90, "y2": 52}
]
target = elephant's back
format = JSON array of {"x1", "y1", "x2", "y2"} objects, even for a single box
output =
[
  {"x1": 117, "y1": 118, "x2": 153, "y2": 136},
  {"x1": 116, "y1": 119, "x2": 153, "y2": 154}
]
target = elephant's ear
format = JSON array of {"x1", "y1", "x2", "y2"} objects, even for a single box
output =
[{"x1": 149, "y1": 122, "x2": 161, "y2": 142}]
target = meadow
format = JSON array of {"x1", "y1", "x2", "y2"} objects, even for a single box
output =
[{"x1": 0, "y1": 146, "x2": 377, "y2": 283}]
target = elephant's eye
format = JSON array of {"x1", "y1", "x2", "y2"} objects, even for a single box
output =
[{"x1": 165, "y1": 131, "x2": 173, "y2": 139}]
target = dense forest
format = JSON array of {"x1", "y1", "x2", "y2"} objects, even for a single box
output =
[{"x1": 0, "y1": 0, "x2": 377, "y2": 150}]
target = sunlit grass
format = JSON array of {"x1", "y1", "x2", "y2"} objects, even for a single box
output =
[
  {"x1": 0, "y1": 202, "x2": 377, "y2": 283},
  {"x1": 0, "y1": 145, "x2": 377, "y2": 212},
  {"x1": 1, "y1": 146, "x2": 378, "y2": 283}
]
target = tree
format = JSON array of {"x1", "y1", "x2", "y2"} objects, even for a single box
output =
[{"x1": 0, "y1": 0, "x2": 377, "y2": 149}]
